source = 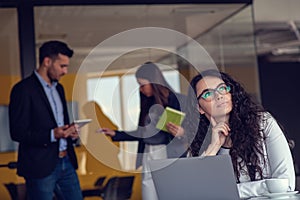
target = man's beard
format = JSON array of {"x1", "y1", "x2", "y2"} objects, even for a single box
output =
[{"x1": 50, "y1": 77, "x2": 58, "y2": 82}]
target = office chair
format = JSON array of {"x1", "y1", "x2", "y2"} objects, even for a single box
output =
[
  {"x1": 82, "y1": 176, "x2": 106, "y2": 198},
  {"x1": 0, "y1": 161, "x2": 18, "y2": 169},
  {"x1": 94, "y1": 176, "x2": 107, "y2": 187},
  {"x1": 4, "y1": 183, "x2": 27, "y2": 200},
  {"x1": 1, "y1": 161, "x2": 26, "y2": 200},
  {"x1": 100, "y1": 176, "x2": 135, "y2": 200},
  {"x1": 2, "y1": 161, "x2": 62, "y2": 200}
]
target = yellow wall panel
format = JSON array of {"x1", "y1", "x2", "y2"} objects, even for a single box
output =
[
  {"x1": 60, "y1": 74, "x2": 76, "y2": 102},
  {"x1": 0, "y1": 75, "x2": 20, "y2": 105}
]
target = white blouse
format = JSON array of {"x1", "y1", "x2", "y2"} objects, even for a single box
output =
[{"x1": 217, "y1": 113, "x2": 295, "y2": 198}]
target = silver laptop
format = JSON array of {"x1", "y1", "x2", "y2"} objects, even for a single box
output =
[{"x1": 149, "y1": 154, "x2": 240, "y2": 200}]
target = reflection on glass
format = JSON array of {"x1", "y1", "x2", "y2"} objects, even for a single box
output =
[
  {"x1": 34, "y1": 4, "x2": 247, "y2": 74},
  {"x1": 122, "y1": 74, "x2": 140, "y2": 131},
  {"x1": 0, "y1": 8, "x2": 20, "y2": 152},
  {"x1": 34, "y1": 3, "x2": 255, "y2": 172},
  {"x1": 192, "y1": 5, "x2": 260, "y2": 102},
  {"x1": 87, "y1": 76, "x2": 122, "y2": 128}
]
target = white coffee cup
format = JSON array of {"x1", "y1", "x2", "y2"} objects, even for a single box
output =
[{"x1": 265, "y1": 178, "x2": 289, "y2": 193}]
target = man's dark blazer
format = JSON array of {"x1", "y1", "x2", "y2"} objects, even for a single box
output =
[{"x1": 9, "y1": 72, "x2": 78, "y2": 179}]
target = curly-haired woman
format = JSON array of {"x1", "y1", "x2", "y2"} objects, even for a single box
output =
[{"x1": 185, "y1": 69, "x2": 295, "y2": 198}]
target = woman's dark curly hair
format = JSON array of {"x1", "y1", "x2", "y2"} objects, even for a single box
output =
[{"x1": 185, "y1": 69, "x2": 267, "y2": 182}]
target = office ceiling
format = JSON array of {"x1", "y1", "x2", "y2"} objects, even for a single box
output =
[
  {"x1": 34, "y1": 0, "x2": 300, "y2": 73},
  {"x1": 254, "y1": 0, "x2": 300, "y2": 62},
  {"x1": 1, "y1": 0, "x2": 300, "y2": 76},
  {"x1": 34, "y1": 4, "x2": 247, "y2": 73}
]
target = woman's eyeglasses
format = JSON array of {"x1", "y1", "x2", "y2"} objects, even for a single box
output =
[{"x1": 197, "y1": 83, "x2": 231, "y2": 102}]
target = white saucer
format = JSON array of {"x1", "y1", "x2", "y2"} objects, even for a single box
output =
[{"x1": 263, "y1": 191, "x2": 298, "y2": 198}]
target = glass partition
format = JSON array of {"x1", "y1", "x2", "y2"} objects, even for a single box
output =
[
  {"x1": 34, "y1": 3, "x2": 255, "y2": 172},
  {"x1": 195, "y1": 6, "x2": 260, "y2": 101},
  {"x1": 0, "y1": 8, "x2": 20, "y2": 152},
  {"x1": 0, "y1": 7, "x2": 21, "y2": 200},
  {"x1": 0, "y1": 2, "x2": 257, "y2": 199}
]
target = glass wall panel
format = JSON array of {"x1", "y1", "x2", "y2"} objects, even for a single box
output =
[
  {"x1": 86, "y1": 69, "x2": 181, "y2": 169},
  {"x1": 34, "y1": 4, "x2": 247, "y2": 74},
  {"x1": 0, "y1": 8, "x2": 20, "y2": 152},
  {"x1": 87, "y1": 77, "x2": 122, "y2": 128},
  {"x1": 34, "y1": 3, "x2": 253, "y2": 173},
  {"x1": 122, "y1": 74, "x2": 140, "y2": 131},
  {"x1": 0, "y1": 3, "x2": 256, "y2": 199},
  {"x1": 0, "y1": 7, "x2": 21, "y2": 200},
  {"x1": 194, "y1": 6, "x2": 260, "y2": 101}
]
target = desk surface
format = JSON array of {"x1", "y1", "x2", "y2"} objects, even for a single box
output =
[{"x1": 249, "y1": 193, "x2": 300, "y2": 199}]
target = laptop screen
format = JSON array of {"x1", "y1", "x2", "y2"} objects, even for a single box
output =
[{"x1": 149, "y1": 154, "x2": 240, "y2": 200}]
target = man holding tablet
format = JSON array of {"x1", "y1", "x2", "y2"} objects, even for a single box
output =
[{"x1": 9, "y1": 41, "x2": 83, "y2": 200}]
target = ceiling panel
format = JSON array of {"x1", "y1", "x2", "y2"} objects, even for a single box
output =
[{"x1": 34, "y1": 4, "x2": 246, "y2": 73}]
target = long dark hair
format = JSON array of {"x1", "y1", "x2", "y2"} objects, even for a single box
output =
[
  {"x1": 135, "y1": 62, "x2": 174, "y2": 126},
  {"x1": 186, "y1": 69, "x2": 266, "y2": 182}
]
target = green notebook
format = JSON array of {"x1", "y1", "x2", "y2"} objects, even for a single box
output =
[{"x1": 156, "y1": 106, "x2": 186, "y2": 132}]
